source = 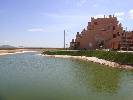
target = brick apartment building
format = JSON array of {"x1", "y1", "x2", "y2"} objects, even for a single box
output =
[{"x1": 70, "y1": 15, "x2": 133, "y2": 50}]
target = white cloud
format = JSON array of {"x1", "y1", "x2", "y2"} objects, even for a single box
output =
[
  {"x1": 4, "y1": 41, "x2": 10, "y2": 43},
  {"x1": 40, "y1": 13, "x2": 93, "y2": 36},
  {"x1": 117, "y1": 17, "x2": 124, "y2": 21},
  {"x1": 77, "y1": 0, "x2": 88, "y2": 7},
  {"x1": 128, "y1": 9, "x2": 133, "y2": 19},
  {"x1": 93, "y1": 14, "x2": 104, "y2": 18},
  {"x1": 27, "y1": 24, "x2": 74, "y2": 33},
  {"x1": 43, "y1": 13, "x2": 90, "y2": 26},
  {"x1": 115, "y1": 12, "x2": 125, "y2": 16},
  {"x1": 44, "y1": 13, "x2": 89, "y2": 20},
  {"x1": 114, "y1": 12, "x2": 125, "y2": 21},
  {"x1": 28, "y1": 28, "x2": 44, "y2": 32},
  {"x1": 93, "y1": 4, "x2": 99, "y2": 8}
]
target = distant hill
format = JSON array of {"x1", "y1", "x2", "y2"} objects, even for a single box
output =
[{"x1": 0, "y1": 45, "x2": 16, "y2": 49}]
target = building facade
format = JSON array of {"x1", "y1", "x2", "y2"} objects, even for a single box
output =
[
  {"x1": 70, "y1": 15, "x2": 133, "y2": 50},
  {"x1": 120, "y1": 31, "x2": 133, "y2": 50}
]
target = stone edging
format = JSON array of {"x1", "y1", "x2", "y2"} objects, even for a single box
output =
[{"x1": 42, "y1": 55, "x2": 133, "y2": 70}]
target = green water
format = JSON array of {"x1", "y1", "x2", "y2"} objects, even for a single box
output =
[{"x1": 0, "y1": 52, "x2": 133, "y2": 100}]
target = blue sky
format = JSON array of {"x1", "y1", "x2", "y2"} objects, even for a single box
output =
[{"x1": 0, "y1": 0, "x2": 133, "y2": 47}]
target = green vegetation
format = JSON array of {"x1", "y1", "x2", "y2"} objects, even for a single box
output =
[{"x1": 42, "y1": 50, "x2": 133, "y2": 65}]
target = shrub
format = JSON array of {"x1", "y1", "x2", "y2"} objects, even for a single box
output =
[{"x1": 42, "y1": 50, "x2": 133, "y2": 65}]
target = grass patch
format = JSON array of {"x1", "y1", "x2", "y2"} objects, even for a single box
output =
[{"x1": 42, "y1": 50, "x2": 133, "y2": 65}]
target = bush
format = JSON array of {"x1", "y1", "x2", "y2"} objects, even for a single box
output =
[{"x1": 42, "y1": 50, "x2": 133, "y2": 65}]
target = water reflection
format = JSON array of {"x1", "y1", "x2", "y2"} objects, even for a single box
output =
[
  {"x1": 0, "y1": 53, "x2": 133, "y2": 100},
  {"x1": 73, "y1": 60, "x2": 121, "y2": 94},
  {"x1": 90, "y1": 66, "x2": 121, "y2": 93},
  {"x1": 0, "y1": 95, "x2": 4, "y2": 100}
]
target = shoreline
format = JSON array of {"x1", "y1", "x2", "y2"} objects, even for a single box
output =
[
  {"x1": 0, "y1": 53, "x2": 16, "y2": 56},
  {"x1": 42, "y1": 54, "x2": 133, "y2": 70},
  {"x1": 0, "y1": 50, "x2": 38, "y2": 56}
]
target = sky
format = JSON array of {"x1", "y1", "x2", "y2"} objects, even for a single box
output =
[{"x1": 0, "y1": 0, "x2": 133, "y2": 48}]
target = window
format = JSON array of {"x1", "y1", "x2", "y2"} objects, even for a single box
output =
[
  {"x1": 113, "y1": 26, "x2": 115, "y2": 30},
  {"x1": 94, "y1": 22, "x2": 98, "y2": 25},
  {"x1": 113, "y1": 34, "x2": 116, "y2": 38},
  {"x1": 122, "y1": 33, "x2": 124, "y2": 36}
]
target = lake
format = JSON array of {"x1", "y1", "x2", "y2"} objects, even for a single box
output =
[{"x1": 0, "y1": 52, "x2": 133, "y2": 100}]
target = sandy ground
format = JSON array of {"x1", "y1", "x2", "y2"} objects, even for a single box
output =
[
  {"x1": 0, "y1": 49, "x2": 39, "y2": 56},
  {"x1": 0, "y1": 49, "x2": 22, "y2": 55},
  {"x1": 42, "y1": 55, "x2": 133, "y2": 70}
]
